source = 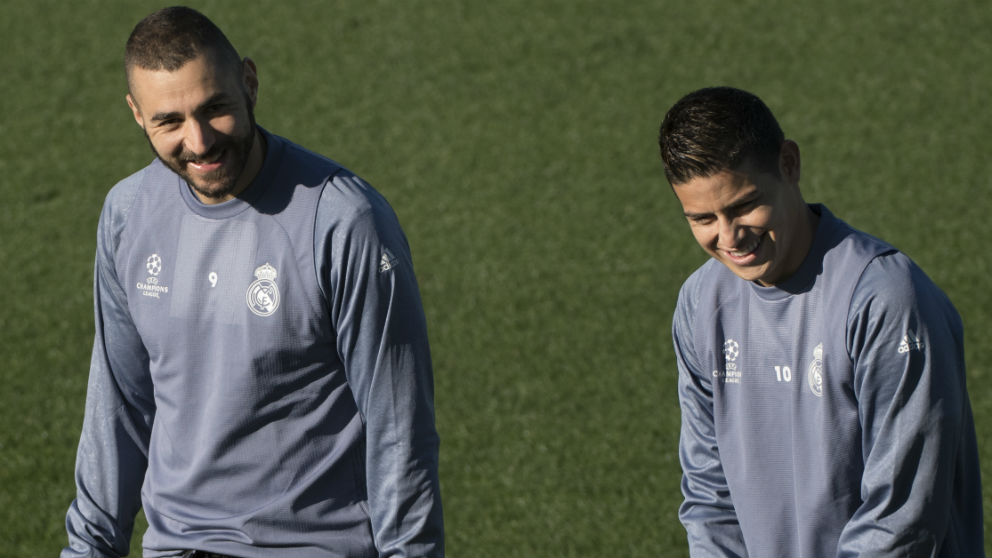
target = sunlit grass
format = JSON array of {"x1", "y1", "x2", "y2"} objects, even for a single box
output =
[{"x1": 1, "y1": 1, "x2": 990, "y2": 555}]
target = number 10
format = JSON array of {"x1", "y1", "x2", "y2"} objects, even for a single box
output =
[{"x1": 775, "y1": 365, "x2": 792, "y2": 382}]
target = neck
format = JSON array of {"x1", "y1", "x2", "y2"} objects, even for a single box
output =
[
  {"x1": 788, "y1": 203, "x2": 820, "y2": 275},
  {"x1": 232, "y1": 128, "x2": 265, "y2": 196}
]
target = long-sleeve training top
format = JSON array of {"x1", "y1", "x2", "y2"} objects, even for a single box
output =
[
  {"x1": 674, "y1": 204, "x2": 982, "y2": 557},
  {"x1": 64, "y1": 129, "x2": 444, "y2": 558}
]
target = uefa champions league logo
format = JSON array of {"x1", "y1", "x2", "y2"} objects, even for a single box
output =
[
  {"x1": 146, "y1": 254, "x2": 162, "y2": 276},
  {"x1": 246, "y1": 263, "x2": 280, "y2": 317},
  {"x1": 717, "y1": 339, "x2": 742, "y2": 384},
  {"x1": 137, "y1": 253, "x2": 169, "y2": 298},
  {"x1": 723, "y1": 339, "x2": 739, "y2": 362}
]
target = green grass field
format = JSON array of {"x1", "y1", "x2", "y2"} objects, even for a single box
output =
[{"x1": 2, "y1": 0, "x2": 990, "y2": 555}]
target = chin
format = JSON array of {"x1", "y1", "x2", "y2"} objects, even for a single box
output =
[
  {"x1": 197, "y1": 184, "x2": 238, "y2": 201},
  {"x1": 728, "y1": 265, "x2": 770, "y2": 284}
]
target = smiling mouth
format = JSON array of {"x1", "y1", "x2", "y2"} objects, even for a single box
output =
[
  {"x1": 185, "y1": 149, "x2": 225, "y2": 171},
  {"x1": 724, "y1": 235, "x2": 763, "y2": 260}
]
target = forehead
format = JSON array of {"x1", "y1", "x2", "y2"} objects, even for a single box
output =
[
  {"x1": 129, "y1": 54, "x2": 239, "y2": 111},
  {"x1": 673, "y1": 168, "x2": 762, "y2": 211}
]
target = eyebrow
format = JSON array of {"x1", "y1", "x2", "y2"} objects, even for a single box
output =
[
  {"x1": 149, "y1": 92, "x2": 232, "y2": 123},
  {"x1": 683, "y1": 210, "x2": 710, "y2": 219},
  {"x1": 683, "y1": 191, "x2": 761, "y2": 219}
]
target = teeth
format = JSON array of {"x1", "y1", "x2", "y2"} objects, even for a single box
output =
[{"x1": 729, "y1": 238, "x2": 760, "y2": 257}]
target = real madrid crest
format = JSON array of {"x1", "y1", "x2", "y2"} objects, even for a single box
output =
[
  {"x1": 808, "y1": 342, "x2": 824, "y2": 397},
  {"x1": 246, "y1": 263, "x2": 280, "y2": 317}
]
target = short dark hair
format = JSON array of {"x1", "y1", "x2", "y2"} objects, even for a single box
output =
[
  {"x1": 658, "y1": 87, "x2": 785, "y2": 185},
  {"x1": 125, "y1": 6, "x2": 241, "y2": 91}
]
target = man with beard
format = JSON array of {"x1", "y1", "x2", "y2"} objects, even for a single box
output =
[{"x1": 62, "y1": 6, "x2": 443, "y2": 558}]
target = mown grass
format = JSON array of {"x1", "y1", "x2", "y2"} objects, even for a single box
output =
[{"x1": 1, "y1": 0, "x2": 989, "y2": 555}]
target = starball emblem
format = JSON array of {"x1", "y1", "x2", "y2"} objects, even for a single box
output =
[
  {"x1": 723, "y1": 339, "x2": 739, "y2": 362},
  {"x1": 136, "y1": 253, "x2": 169, "y2": 299},
  {"x1": 146, "y1": 254, "x2": 162, "y2": 276},
  {"x1": 246, "y1": 263, "x2": 280, "y2": 317},
  {"x1": 716, "y1": 339, "x2": 742, "y2": 384}
]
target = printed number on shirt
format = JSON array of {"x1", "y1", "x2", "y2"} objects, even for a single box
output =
[{"x1": 774, "y1": 365, "x2": 792, "y2": 382}]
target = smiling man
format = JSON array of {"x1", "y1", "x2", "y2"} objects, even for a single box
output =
[
  {"x1": 659, "y1": 87, "x2": 982, "y2": 557},
  {"x1": 63, "y1": 6, "x2": 443, "y2": 558}
]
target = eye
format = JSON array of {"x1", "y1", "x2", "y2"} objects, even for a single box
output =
[
  {"x1": 731, "y1": 198, "x2": 760, "y2": 217},
  {"x1": 204, "y1": 102, "x2": 234, "y2": 117}
]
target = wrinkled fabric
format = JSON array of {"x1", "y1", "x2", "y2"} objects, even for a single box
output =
[
  {"x1": 674, "y1": 205, "x2": 982, "y2": 557},
  {"x1": 64, "y1": 130, "x2": 443, "y2": 558}
]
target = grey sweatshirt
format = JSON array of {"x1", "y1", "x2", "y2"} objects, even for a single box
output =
[
  {"x1": 674, "y1": 205, "x2": 982, "y2": 557},
  {"x1": 63, "y1": 130, "x2": 444, "y2": 558}
]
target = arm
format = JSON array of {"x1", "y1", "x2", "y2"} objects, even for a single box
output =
[
  {"x1": 63, "y1": 193, "x2": 154, "y2": 557},
  {"x1": 673, "y1": 283, "x2": 747, "y2": 558},
  {"x1": 837, "y1": 254, "x2": 973, "y2": 556},
  {"x1": 322, "y1": 174, "x2": 444, "y2": 557}
]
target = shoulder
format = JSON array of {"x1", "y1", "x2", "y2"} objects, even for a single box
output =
[
  {"x1": 103, "y1": 160, "x2": 159, "y2": 212},
  {"x1": 855, "y1": 252, "x2": 918, "y2": 297},
  {"x1": 316, "y1": 168, "x2": 403, "y2": 234},
  {"x1": 853, "y1": 252, "x2": 956, "y2": 317},
  {"x1": 104, "y1": 157, "x2": 184, "y2": 209},
  {"x1": 815, "y1": 206, "x2": 897, "y2": 278},
  {"x1": 264, "y1": 133, "x2": 389, "y2": 222},
  {"x1": 99, "y1": 159, "x2": 173, "y2": 245},
  {"x1": 273, "y1": 133, "x2": 346, "y2": 184},
  {"x1": 847, "y1": 250, "x2": 962, "y2": 357},
  {"x1": 321, "y1": 169, "x2": 379, "y2": 212},
  {"x1": 833, "y1": 216, "x2": 951, "y2": 325},
  {"x1": 312, "y1": 167, "x2": 411, "y2": 272},
  {"x1": 264, "y1": 131, "x2": 398, "y2": 228},
  {"x1": 810, "y1": 208, "x2": 907, "y2": 318},
  {"x1": 677, "y1": 259, "x2": 735, "y2": 310},
  {"x1": 674, "y1": 258, "x2": 732, "y2": 335}
]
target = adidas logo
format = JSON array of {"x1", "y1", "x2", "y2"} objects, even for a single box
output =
[
  {"x1": 379, "y1": 250, "x2": 398, "y2": 273},
  {"x1": 897, "y1": 332, "x2": 924, "y2": 354}
]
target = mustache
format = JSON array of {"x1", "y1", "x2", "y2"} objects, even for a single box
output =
[{"x1": 179, "y1": 145, "x2": 225, "y2": 164}]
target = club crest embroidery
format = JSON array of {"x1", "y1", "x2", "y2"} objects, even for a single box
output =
[
  {"x1": 808, "y1": 343, "x2": 824, "y2": 397},
  {"x1": 246, "y1": 263, "x2": 280, "y2": 317}
]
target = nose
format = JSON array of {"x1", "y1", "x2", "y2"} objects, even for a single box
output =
[
  {"x1": 717, "y1": 216, "x2": 741, "y2": 249},
  {"x1": 183, "y1": 117, "x2": 215, "y2": 157}
]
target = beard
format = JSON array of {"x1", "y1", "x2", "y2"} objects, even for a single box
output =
[{"x1": 146, "y1": 98, "x2": 258, "y2": 202}]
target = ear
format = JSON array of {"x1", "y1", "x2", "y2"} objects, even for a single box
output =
[
  {"x1": 242, "y1": 57, "x2": 259, "y2": 107},
  {"x1": 779, "y1": 139, "x2": 801, "y2": 185},
  {"x1": 125, "y1": 93, "x2": 145, "y2": 129}
]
